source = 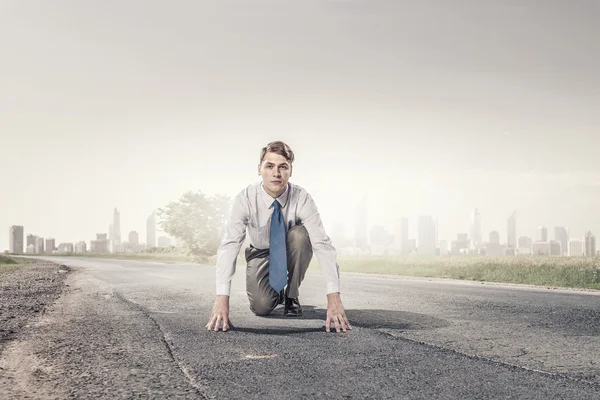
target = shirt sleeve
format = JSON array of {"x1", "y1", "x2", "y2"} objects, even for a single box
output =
[
  {"x1": 215, "y1": 190, "x2": 249, "y2": 296},
  {"x1": 297, "y1": 193, "x2": 341, "y2": 294}
]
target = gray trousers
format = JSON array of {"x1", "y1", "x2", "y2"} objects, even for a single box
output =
[{"x1": 245, "y1": 225, "x2": 313, "y2": 316}]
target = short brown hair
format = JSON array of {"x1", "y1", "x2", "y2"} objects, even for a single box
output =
[{"x1": 259, "y1": 141, "x2": 295, "y2": 164}]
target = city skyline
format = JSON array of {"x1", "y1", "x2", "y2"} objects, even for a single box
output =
[
  {"x1": 1, "y1": 1, "x2": 599, "y2": 249},
  {"x1": 6, "y1": 203, "x2": 598, "y2": 257}
]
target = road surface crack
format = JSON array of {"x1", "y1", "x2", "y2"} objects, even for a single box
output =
[
  {"x1": 375, "y1": 329, "x2": 600, "y2": 389},
  {"x1": 114, "y1": 292, "x2": 214, "y2": 399}
]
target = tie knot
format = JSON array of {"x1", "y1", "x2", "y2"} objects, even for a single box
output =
[{"x1": 272, "y1": 200, "x2": 280, "y2": 210}]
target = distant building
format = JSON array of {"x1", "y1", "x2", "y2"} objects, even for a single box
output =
[
  {"x1": 45, "y1": 238, "x2": 56, "y2": 254},
  {"x1": 129, "y1": 231, "x2": 139, "y2": 245},
  {"x1": 549, "y1": 240, "x2": 562, "y2": 256},
  {"x1": 57, "y1": 243, "x2": 74, "y2": 253},
  {"x1": 157, "y1": 236, "x2": 172, "y2": 248},
  {"x1": 536, "y1": 226, "x2": 548, "y2": 242},
  {"x1": 34, "y1": 236, "x2": 44, "y2": 254},
  {"x1": 568, "y1": 239, "x2": 584, "y2": 256},
  {"x1": 370, "y1": 225, "x2": 391, "y2": 255},
  {"x1": 418, "y1": 215, "x2": 436, "y2": 255},
  {"x1": 554, "y1": 226, "x2": 569, "y2": 256},
  {"x1": 147, "y1": 211, "x2": 157, "y2": 249},
  {"x1": 91, "y1": 233, "x2": 109, "y2": 253},
  {"x1": 8, "y1": 225, "x2": 24, "y2": 254},
  {"x1": 585, "y1": 231, "x2": 596, "y2": 257},
  {"x1": 26, "y1": 244, "x2": 35, "y2": 254},
  {"x1": 518, "y1": 236, "x2": 532, "y2": 250},
  {"x1": 489, "y1": 231, "x2": 500, "y2": 245},
  {"x1": 111, "y1": 208, "x2": 121, "y2": 245},
  {"x1": 507, "y1": 211, "x2": 516, "y2": 249},
  {"x1": 438, "y1": 240, "x2": 448, "y2": 256},
  {"x1": 470, "y1": 208, "x2": 482, "y2": 248},
  {"x1": 532, "y1": 241, "x2": 550, "y2": 255},
  {"x1": 75, "y1": 241, "x2": 87, "y2": 253},
  {"x1": 26, "y1": 234, "x2": 36, "y2": 248},
  {"x1": 450, "y1": 233, "x2": 470, "y2": 255}
]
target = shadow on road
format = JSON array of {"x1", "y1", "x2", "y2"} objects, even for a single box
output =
[{"x1": 228, "y1": 307, "x2": 450, "y2": 334}]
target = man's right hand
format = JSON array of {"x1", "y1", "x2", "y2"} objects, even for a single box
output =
[{"x1": 205, "y1": 295, "x2": 231, "y2": 332}]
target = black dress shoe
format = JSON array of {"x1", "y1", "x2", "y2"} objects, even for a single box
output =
[{"x1": 284, "y1": 296, "x2": 303, "y2": 317}]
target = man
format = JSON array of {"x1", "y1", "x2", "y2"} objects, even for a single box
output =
[{"x1": 205, "y1": 140, "x2": 352, "y2": 334}]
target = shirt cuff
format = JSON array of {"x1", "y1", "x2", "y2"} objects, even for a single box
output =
[
  {"x1": 326, "y1": 282, "x2": 340, "y2": 295},
  {"x1": 216, "y1": 283, "x2": 231, "y2": 296}
]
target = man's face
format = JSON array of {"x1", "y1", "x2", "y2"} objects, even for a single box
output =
[{"x1": 258, "y1": 152, "x2": 292, "y2": 198}]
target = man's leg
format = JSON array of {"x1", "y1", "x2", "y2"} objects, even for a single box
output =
[
  {"x1": 286, "y1": 225, "x2": 313, "y2": 298},
  {"x1": 245, "y1": 246, "x2": 279, "y2": 316}
]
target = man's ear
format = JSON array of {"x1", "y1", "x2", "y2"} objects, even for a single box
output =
[{"x1": 257, "y1": 163, "x2": 261, "y2": 176}]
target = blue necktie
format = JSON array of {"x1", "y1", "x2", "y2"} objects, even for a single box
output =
[{"x1": 269, "y1": 200, "x2": 287, "y2": 293}]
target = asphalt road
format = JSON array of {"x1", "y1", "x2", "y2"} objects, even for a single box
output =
[{"x1": 2, "y1": 256, "x2": 600, "y2": 399}]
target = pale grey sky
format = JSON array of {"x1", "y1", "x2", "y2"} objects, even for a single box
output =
[{"x1": 2, "y1": 0, "x2": 599, "y2": 250}]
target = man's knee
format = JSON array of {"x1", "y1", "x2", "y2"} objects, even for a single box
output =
[
  {"x1": 287, "y1": 225, "x2": 311, "y2": 249},
  {"x1": 250, "y1": 298, "x2": 277, "y2": 316}
]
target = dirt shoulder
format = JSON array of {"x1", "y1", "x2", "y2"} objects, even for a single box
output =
[{"x1": 0, "y1": 259, "x2": 70, "y2": 350}]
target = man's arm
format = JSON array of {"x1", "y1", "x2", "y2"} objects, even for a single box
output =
[
  {"x1": 206, "y1": 191, "x2": 249, "y2": 332},
  {"x1": 297, "y1": 193, "x2": 351, "y2": 333},
  {"x1": 297, "y1": 193, "x2": 340, "y2": 294},
  {"x1": 215, "y1": 191, "x2": 249, "y2": 296}
]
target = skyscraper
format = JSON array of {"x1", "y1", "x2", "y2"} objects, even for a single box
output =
[
  {"x1": 45, "y1": 238, "x2": 56, "y2": 254},
  {"x1": 418, "y1": 215, "x2": 436, "y2": 255},
  {"x1": 147, "y1": 211, "x2": 157, "y2": 249},
  {"x1": 507, "y1": 211, "x2": 516, "y2": 249},
  {"x1": 568, "y1": 239, "x2": 584, "y2": 256},
  {"x1": 470, "y1": 208, "x2": 482, "y2": 248},
  {"x1": 536, "y1": 226, "x2": 548, "y2": 242},
  {"x1": 129, "y1": 231, "x2": 139, "y2": 245},
  {"x1": 489, "y1": 231, "x2": 500, "y2": 245},
  {"x1": 34, "y1": 236, "x2": 44, "y2": 254},
  {"x1": 8, "y1": 225, "x2": 24, "y2": 254},
  {"x1": 112, "y1": 208, "x2": 121, "y2": 245},
  {"x1": 585, "y1": 231, "x2": 596, "y2": 257},
  {"x1": 554, "y1": 226, "x2": 569, "y2": 256}
]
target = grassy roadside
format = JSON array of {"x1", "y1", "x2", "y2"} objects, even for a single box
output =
[
  {"x1": 0, "y1": 255, "x2": 32, "y2": 275},
  {"x1": 307, "y1": 255, "x2": 600, "y2": 290},
  {"x1": 34, "y1": 252, "x2": 600, "y2": 290}
]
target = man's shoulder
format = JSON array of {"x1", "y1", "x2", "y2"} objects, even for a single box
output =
[{"x1": 235, "y1": 181, "x2": 262, "y2": 198}]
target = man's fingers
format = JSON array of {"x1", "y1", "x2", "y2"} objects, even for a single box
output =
[
  {"x1": 337, "y1": 315, "x2": 347, "y2": 332},
  {"x1": 223, "y1": 316, "x2": 230, "y2": 332},
  {"x1": 213, "y1": 316, "x2": 222, "y2": 332},
  {"x1": 325, "y1": 316, "x2": 331, "y2": 332},
  {"x1": 333, "y1": 316, "x2": 341, "y2": 333},
  {"x1": 344, "y1": 315, "x2": 352, "y2": 330},
  {"x1": 206, "y1": 314, "x2": 216, "y2": 330}
]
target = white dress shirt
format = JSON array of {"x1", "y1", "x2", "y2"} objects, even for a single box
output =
[{"x1": 215, "y1": 180, "x2": 340, "y2": 296}]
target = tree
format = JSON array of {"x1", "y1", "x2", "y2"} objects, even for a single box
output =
[{"x1": 157, "y1": 191, "x2": 231, "y2": 259}]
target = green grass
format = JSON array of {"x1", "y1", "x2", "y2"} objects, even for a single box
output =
[{"x1": 0, "y1": 254, "x2": 32, "y2": 275}]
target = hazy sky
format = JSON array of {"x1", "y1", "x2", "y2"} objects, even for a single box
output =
[{"x1": 2, "y1": 0, "x2": 600, "y2": 250}]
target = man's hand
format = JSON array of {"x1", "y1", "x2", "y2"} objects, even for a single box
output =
[
  {"x1": 325, "y1": 292, "x2": 352, "y2": 333},
  {"x1": 205, "y1": 295, "x2": 231, "y2": 332}
]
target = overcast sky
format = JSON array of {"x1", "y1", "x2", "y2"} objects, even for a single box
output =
[{"x1": 2, "y1": 0, "x2": 599, "y2": 250}]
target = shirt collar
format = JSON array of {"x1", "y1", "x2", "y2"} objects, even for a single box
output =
[{"x1": 260, "y1": 181, "x2": 290, "y2": 209}]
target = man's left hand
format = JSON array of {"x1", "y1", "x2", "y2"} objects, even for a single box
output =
[{"x1": 325, "y1": 292, "x2": 352, "y2": 333}]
